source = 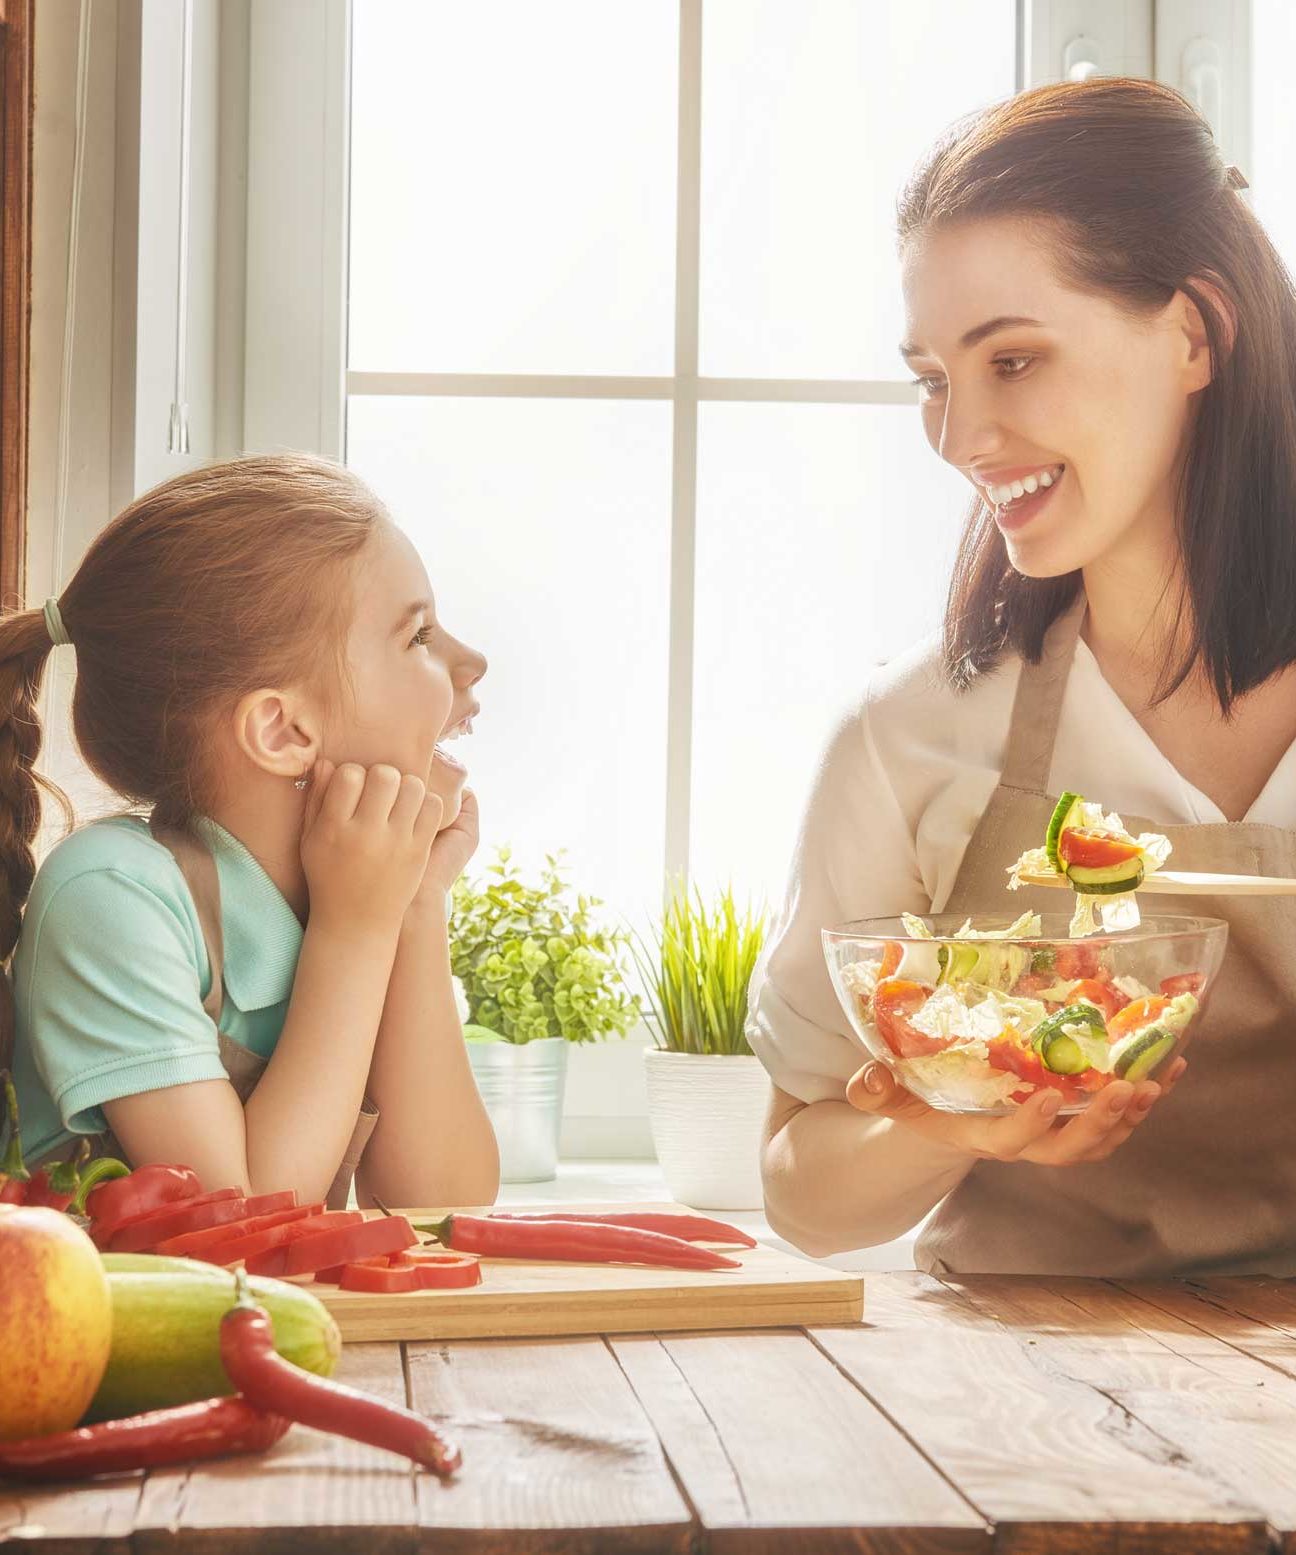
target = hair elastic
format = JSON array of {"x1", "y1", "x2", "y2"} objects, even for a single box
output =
[
  {"x1": 42, "y1": 597, "x2": 71, "y2": 647},
  {"x1": 1226, "y1": 164, "x2": 1249, "y2": 191}
]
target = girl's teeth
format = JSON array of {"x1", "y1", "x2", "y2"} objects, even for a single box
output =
[{"x1": 1023, "y1": 475, "x2": 1039, "y2": 494}]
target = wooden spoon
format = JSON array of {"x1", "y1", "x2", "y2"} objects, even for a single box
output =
[{"x1": 1015, "y1": 868, "x2": 1296, "y2": 897}]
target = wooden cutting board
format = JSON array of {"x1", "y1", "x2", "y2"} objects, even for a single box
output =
[{"x1": 312, "y1": 1202, "x2": 864, "y2": 1341}]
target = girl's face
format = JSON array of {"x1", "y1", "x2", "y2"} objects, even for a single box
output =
[
  {"x1": 899, "y1": 218, "x2": 1213, "y2": 577},
  {"x1": 332, "y1": 521, "x2": 487, "y2": 825}
]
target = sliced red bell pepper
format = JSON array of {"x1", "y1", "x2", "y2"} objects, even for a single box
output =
[
  {"x1": 280, "y1": 1214, "x2": 417, "y2": 1278},
  {"x1": 84, "y1": 1163, "x2": 203, "y2": 1237},
  {"x1": 155, "y1": 1204, "x2": 313, "y2": 1258},
  {"x1": 105, "y1": 1188, "x2": 248, "y2": 1252},
  {"x1": 399, "y1": 1253, "x2": 483, "y2": 1290},
  {"x1": 338, "y1": 1262, "x2": 423, "y2": 1293},
  {"x1": 330, "y1": 1252, "x2": 482, "y2": 1293},
  {"x1": 217, "y1": 1200, "x2": 356, "y2": 1275}
]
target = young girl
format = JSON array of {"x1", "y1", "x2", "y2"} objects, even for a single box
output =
[
  {"x1": 752, "y1": 77, "x2": 1296, "y2": 1276},
  {"x1": 5, "y1": 453, "x2": 499, "y2": 1209}
]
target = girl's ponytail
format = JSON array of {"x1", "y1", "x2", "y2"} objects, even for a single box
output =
[{"x1": 0, "y1": 606, "x2": 72, "y2": 1068}]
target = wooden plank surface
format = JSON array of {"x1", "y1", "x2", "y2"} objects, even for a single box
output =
[
  {"x1": 812, "y1": 1273, "x2": 1267, "y2": 1555},
  {"x1": 130, "y1": 1342, "x2": 418, "y2": 1555},
  {"x1": 403, "y1": 1333, "x2": 695, "y2": 1554},
  {"x1": 613, "y1": 1326, "x2": 988, "y2": 1555},
  {"x1": 314, "y1": 1203, "x2": 863, "y2": 1342}
]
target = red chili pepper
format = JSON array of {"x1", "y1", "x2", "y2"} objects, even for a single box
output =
[
  {"x1": 219, "y1": 1270, "x2": 461, "y2": 1476},
  {"x1": 416, "y1": 1213, "x2": 742, "y2": 1271},
  {"x1": 489, "y1": 1210, "x2": 758, "y2": 1248},
  {"x1": 24, "y1": 1138, "x2": 92, "y2": 1211},
  {"x1": 0, "y1": 1396, "x2": 290, "y2": 1483},
  {"x1": 84, "y1": 1162, "x2": 203, "y2": 1236},
  {"x1": 0, "y1": 1070, "x2": 31, "y2": 1203}
]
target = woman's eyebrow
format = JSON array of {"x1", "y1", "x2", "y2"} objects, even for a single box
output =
[{"x1": 899, "y1": 314, "x2": 1045, "y2": 362}]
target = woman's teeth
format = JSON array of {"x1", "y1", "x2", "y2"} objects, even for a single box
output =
[{"x1": 986, "y1": 464, "x2": 1064, "y2": 506}]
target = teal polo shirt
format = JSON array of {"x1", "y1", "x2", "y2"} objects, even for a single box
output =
[{"x1": 11, "y1": 813, "x2": 304, "y2": 1163}]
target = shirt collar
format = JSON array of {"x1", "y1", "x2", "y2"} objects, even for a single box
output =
[{"x1": 192, "y1": 817, "x2": 303, "y2": 1011}]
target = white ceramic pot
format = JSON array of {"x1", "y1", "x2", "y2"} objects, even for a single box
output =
[{"x1": 643, "y1": 1049, "x2": 770, "y2": 1210}]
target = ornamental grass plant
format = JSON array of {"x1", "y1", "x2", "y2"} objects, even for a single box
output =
[{"x1": 635, "y1": 884, "x2": 767, "y2": 1056}]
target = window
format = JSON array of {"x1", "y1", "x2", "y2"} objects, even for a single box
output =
[{"x1": 345, "y1": 0, "x2": 1013, "y2": 924}]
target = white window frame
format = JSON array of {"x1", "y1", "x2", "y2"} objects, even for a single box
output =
[{"x1": 243, "y1": 0, "x2": 1253, "y2": 892}]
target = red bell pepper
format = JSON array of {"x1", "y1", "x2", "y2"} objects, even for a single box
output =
[
  {"x1": 25, "y1": 1139, "x2": 92, "y2": 1211},
  {"x1": 212, "y1": 1209, "x2": 357, "y2": 1273},
  {"x1": 83, "y1": 1163, "x2": 203, "y2": 1237},
  {"x1": 0, "y1": 1070, "x2": 30, "y2": 1203},
  {"x1": 279, "y1": 1215, "x2": 417, "y2": 1278},
  {"x1": 337, "y1": 1254, "x2": 482, "y2": 1294},
  {"x1": 156, "y1": 1202, "x2": 309, "y2": 1259},
  {"x1": 106, "y1": 1188, "x2": 250, "y2": 1253}
]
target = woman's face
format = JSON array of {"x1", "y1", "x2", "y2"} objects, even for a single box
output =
[
  {"x1": 899, "y1": 218, "x2": 1212, "y2": 577},
  {"x1": 331, "y1": 520, "x2": 487, "y2": 825}
]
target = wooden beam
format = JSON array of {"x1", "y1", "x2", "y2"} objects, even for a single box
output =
[{"x1": 0, "y1": 0, "x2": 32, "y2": 610}]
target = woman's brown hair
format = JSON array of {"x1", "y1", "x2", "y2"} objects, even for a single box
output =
[
  {"x1": 898, "y1": 78, "x2": 1296, "y2": 708},
  {"x1": 0, "y1": 453, "x2": 386, "y2": 1065}
]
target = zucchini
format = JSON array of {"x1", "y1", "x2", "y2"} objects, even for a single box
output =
[
  {"x1": 1111, "y1": 1025, "x2": 1176, "y2": 1082},
  {"x1": 86, "y1": 1266, "x2": 341, "y2": 1423},
  {"x1": 1065, "y1": 857, "x2": 1145, "y2": 895},
  {"x1": 937, "y1": 943, "x2": 980, "y2": 985},
  {"x1": 1045, "y1": 792, "x2": 1085, "y2": 870}
]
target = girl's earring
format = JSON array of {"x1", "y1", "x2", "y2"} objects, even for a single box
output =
[{"x1": 293, "y1": 772, "x2": 309, "y2": 791}]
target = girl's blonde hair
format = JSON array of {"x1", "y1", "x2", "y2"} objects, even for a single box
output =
[{"x1": 0, "y1": 453, "x2": 386, "y2": 1064}]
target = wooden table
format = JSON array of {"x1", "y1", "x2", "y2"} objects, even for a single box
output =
[{"x1": 6, "y1": 1270, "x2": 1296, "y2": 1553}]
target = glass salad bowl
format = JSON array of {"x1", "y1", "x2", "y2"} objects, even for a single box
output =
[{"x1": 822, "y1": 912, "x2": 1228, "y2": 1115}]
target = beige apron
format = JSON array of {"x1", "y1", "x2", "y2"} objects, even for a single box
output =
[
  {"x1": 915, "y1": 591, "x2": 1296, "y2": 1278},
  {"x1": 38, "y1": 817, "x2": 378, "y2": 1211}
]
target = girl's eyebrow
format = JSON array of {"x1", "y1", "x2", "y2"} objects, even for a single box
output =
[{"x1": 393, "y1": 600, "x2": 432, "y2": 635}]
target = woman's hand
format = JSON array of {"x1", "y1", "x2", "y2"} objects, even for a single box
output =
[
  {"x1": 300, "y1": 759, "x2": 443, "y2": 936},
  {"x1": 844, "y1": 1056, "x2": 1188, "y2": 1166},
  {"x1": 412, "y1": 786, "x2": 480, "y2": 907}
]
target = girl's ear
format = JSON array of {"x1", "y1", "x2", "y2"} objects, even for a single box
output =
[
  {"x1": 1179, "y1": 272, "x2": 1238, "y2": 392},
  {"x1": 231, "y1": 687, "x2": 319, "y2": 780}
]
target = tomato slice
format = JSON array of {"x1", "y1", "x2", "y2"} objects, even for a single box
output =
[
  {"x1": 105, "y1": 1188, "x2": 249, "y2": 1253},
  {"x1": 155, "y1": 1204, "x2": 315, "y2": 1258},
  {"x1": 1053, "y1": 943, "x2": 1106, "y2": 982},
  {"x1": 1057, "y1": 827, "x2": 1142, "y2": 869},
  {"x1": 871, "y1": 978, "x2": 946, "y2": 1058},
  {"x1": 1065, "y1": 979, "x2": 1127, "y2": 1023},
  {"x1": 1160, "y1": 972, "x2": 1206, "y2": 997},
  {"x1": 987, "y1": 1035, "x2": 1087, "y2": 1104},
  {"x1": 877, "y1": 941, "x2": 904, "y2": 979},
  {"x1": 281, "y1": 1215, "x2": 418, "y2": 1277},
  {"x1": 1107, "y1": 995, "x2": 1170, "y2": 1039}
]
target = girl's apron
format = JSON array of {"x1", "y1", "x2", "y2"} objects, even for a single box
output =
[
  {"x1": 41, "y1": 817, "x2": 378, "y2": 1211},
  {"x1": 916, "y1": 591, "x2": 1296, "y2": 1278}
]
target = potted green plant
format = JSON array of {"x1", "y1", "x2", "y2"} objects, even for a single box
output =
[
  {"x1": 634, "y1": 885, "x2": 769, "y2": 1209},
  {"x1": 450, "y1": 847, "x2": 640, "y2": 1183}
]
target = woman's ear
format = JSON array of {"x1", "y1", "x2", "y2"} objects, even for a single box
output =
[
  {"x1": 1179, "y1": 271, "x2": 1238, "y2": 391},
  {"x1": 231, "y1": 687, "x2": 319, "y2": 781}
]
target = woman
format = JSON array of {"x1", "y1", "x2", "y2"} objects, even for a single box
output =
[{"x1": 750, "y1": 77, "x2": 1296, "y2": 1277}]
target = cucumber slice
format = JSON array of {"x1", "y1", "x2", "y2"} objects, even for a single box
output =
[
  {"x1": 1031, "y1": 1002, "x2": 1107, "y2": 1047},
  {"x1": 1045, "y1": 792, "x2": 1085, "y2": 870},
  {"x1": 1036, "y1": 1030, "x2": 1091, "y2": 1075},
  {"x1": 1030, "y1": 947, "x2": 1056, "y2": 974},
  {"x1": 1111, "y1": 1025, "x2": 1176, "y2": 1082},
  {"x1": 936, "y1": 943, "x2": 980, "y2": 985},
  {"x1": 1065, "y1": 858, "x2": 1145, "y2": 895}
]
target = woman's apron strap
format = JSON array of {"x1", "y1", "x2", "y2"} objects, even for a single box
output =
[{"x1": 998, "y1": 588, "x2": 1088, "y2": 795}]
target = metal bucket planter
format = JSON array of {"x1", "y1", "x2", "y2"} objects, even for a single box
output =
[
  {"x1": 643, "y1": 1050, "x2": 770, "y2": 1210},
  {"x1": 466, "y1": 1035, "x2": 568, "y2": 1184}
]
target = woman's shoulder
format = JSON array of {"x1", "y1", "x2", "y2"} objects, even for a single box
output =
[
  {"x1": 858, "y1": 629, "x2": 1020, "y2": 761},
  {"x1": 29, "y1": 814, "x2": 187, "y2": 915}
]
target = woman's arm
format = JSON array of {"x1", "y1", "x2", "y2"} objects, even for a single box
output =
[
  {"x1": 761, "y1": 1084, "x2": 975, "y2": 1257},
  {"x1": 354, "y1": 894, "x2": 500, "y2": 1208}
]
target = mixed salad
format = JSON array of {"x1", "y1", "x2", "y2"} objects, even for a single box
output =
[
  {"x1": 1007, "y1": 791, "x2": 1173, "y2": 936},
  {"x1": 837, "y1": 908, "x2": 1204, "y2": 1110}
]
